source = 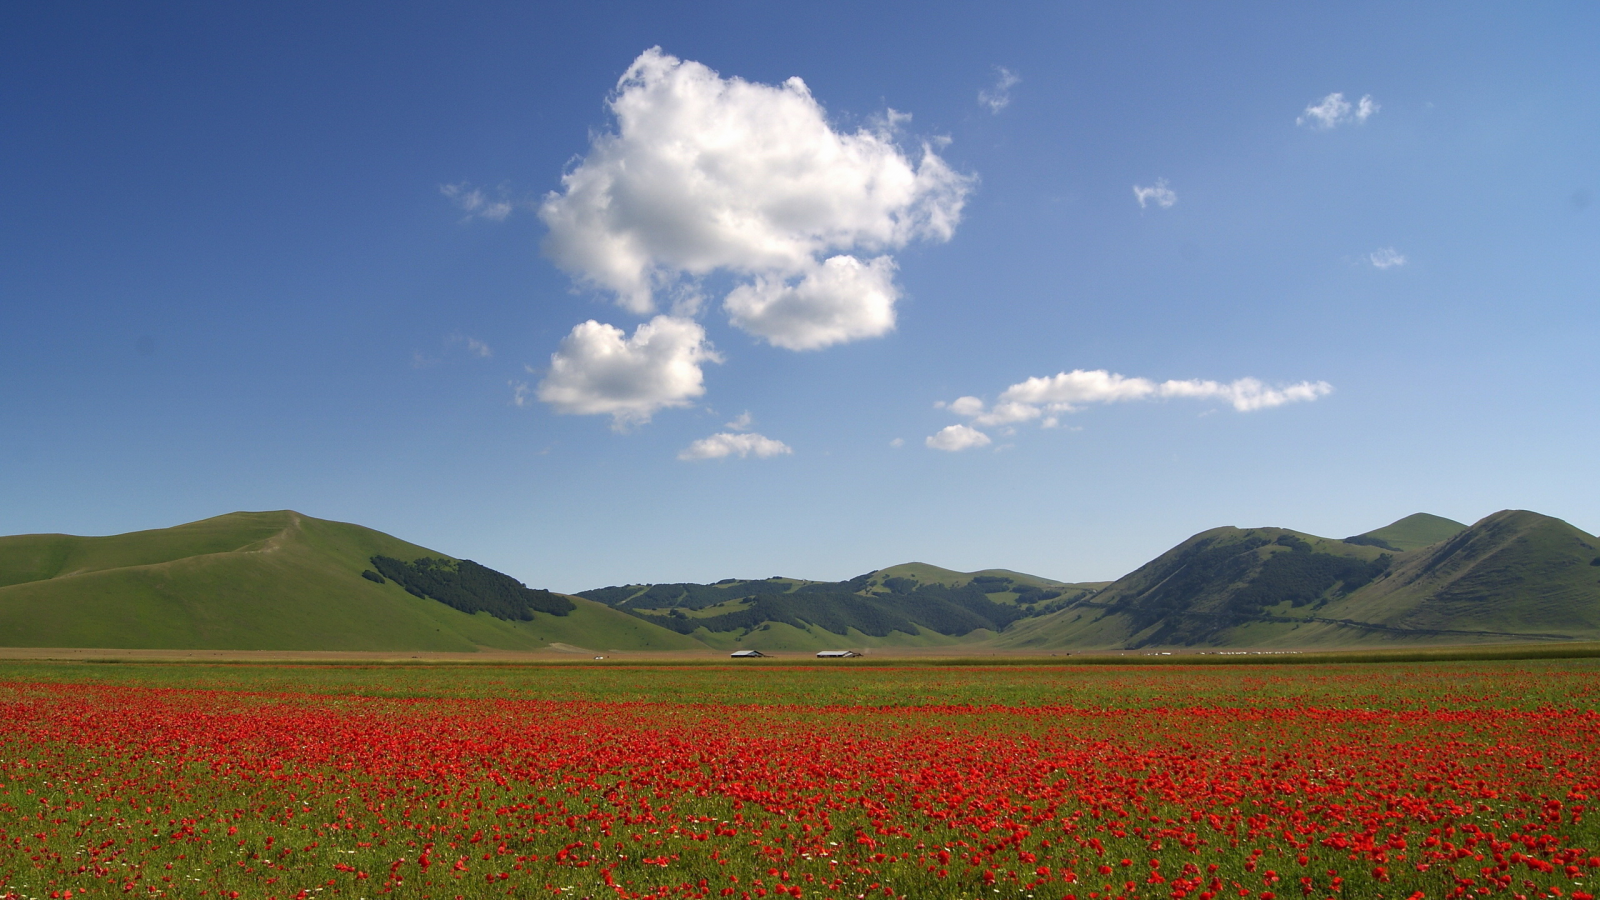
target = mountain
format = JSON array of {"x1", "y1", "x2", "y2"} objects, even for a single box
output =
[
  {"x1": 0, "y1": 511, "x2": 701, "y2": 652},
  {"x1": 577, "y1": 564, "x2": 1109, "y2": 651},
  {"x1": 997, "y1": 510, "x2": 1600, "y2": 651},
  {"x1": 4, "y1": 508, "x2": 1594, "y2": 654},
  {"x1": 1344, "y1": 512, "x2": 1468, "y2": 552}
]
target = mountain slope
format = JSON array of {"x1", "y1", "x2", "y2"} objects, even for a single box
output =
[
  {"x1": 994, "y1": 527, "x2": 1393, "y2": 650},
  {"x1": 1327, "y1": 510, "x2": 1600, "y2": 637},
  {"x1": 579, "y1": 564, "x2": 1107, "y2": 650},
  {"x1": 1344, "y1": 513, "x2": 1468, "y2": 552},
  {"x1": 0, "y1": 511, "x2": 702, "y2": 652},
  {"x1": 997, "y1": 511, "x2": 1600, "y2": 650}
]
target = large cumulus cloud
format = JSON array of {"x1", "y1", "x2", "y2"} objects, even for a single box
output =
[{"x1": 539, "y1": 47, "x2": 972, "y2": 350}]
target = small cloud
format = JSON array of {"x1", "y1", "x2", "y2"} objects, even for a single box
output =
[
  {"x1": 1368, "y1": 247, "x2": 1406, "y2": 269},
  {"x1": 889, "y1": 437, "x2": 905, "y2": 448},
  {"x1": 1297, "y1": 92, "x2": 1379, "y2": 129},
  {"x1": 440, "y1": 182, "x2": 516, "y2": 222},
  {"x1": 725, "y1": 411, "x2": 754, "y2": 431},
  {"x1": 411, "y1": 351, "x2": 440, "y2": 369},
  {"x1": 1133, "y1": 179, "x2": 1177, "y2": 209},
  {"x1": 536, "y1": 315, "x2": 722, "y2": 431},
  {"x1": 678, "y1": 431, "x2": 793, "y2": 461},
  {"x1": 926, "y1": 424, "x2": 992, "y2": 452},
  {"x1": 978, "y1": 66, "x2": 1021, "y2": 114}
]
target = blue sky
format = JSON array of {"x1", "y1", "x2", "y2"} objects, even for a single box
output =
[{"x1": 3, "y1": 2, "x2": 1596, "y2": 592}]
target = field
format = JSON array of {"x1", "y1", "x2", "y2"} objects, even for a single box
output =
[{"x1": 3, "y1": 659, "x2": 1600, "y2": 900}]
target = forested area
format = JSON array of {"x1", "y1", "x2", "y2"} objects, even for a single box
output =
[
  {"x1": 630, "y1": 582, "x2": 1025, "y2": 638},
  {"x1": 367, "y1": 556, "x2": 574, "y2": 621}
]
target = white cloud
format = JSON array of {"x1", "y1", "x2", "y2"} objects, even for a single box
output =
[
  {"x1": 1133, "y1": 179, "x2": 1177, "y2": 209},
  {"x1": 539, "y1": 47, "x2": 972, "y2": 349},
  {"x1": 942, "y1": 369, "x2": 1332, "y2": 427},
  {"x1": 978, "y1": 67, "x2": 1021, "y2": 114},
  {"x1": 1297, "y1": 93, "x2": 1379, "y2": 129},
  {"x1": 678, "y1": 431, "x2": 792, "y2": 461},
  {"x1": 535, "y1": 315, "x2": 721, "y2": 429},
  {"x1": 889, "y1": 437, "x2": 905, "y2": 448},
  {"x1": 1369, "y1": 247, "x2": 1406, "y2": 269},
  {"x1": 1154, "y1": 377, "x2": 1334, "y2": 411},
  {"x1": 926, "y1": 424, "x2": 992, "y2": 452},
  {"x1": 723, "y1": 255, "x2": 899, "y2": 350},
  {"x1": 725, "y1": 411, "x2": 754, "y2": 431},
  {"x1": 999, "y1": 369, "x2": 1162, "y2": 410},
  {"x1": 441, "y1": 182, "x2": 514, "y2": 222}
]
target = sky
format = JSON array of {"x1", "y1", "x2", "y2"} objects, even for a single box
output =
[{"x1": 2, "y1": 2, "x2": 1597, "y2": 592}]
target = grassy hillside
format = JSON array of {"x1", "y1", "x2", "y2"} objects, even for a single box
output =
[
  {"x1": 994, "y1": 527, "x2": 1392, "y2": 650},
  {"x1": 1327, "y1": 510, "x2": 1600, "y2": 637},
  {"x1": 1345, "y1": 513, "x2": 1468, "y2": 552},
  {"x1": 0, "y1": 511, "x2": 703, "y2": 652},
  {"x1": 577, "y1": 563, "x2": 1104, "y2": 650},
  {"x1": 998, "y1": 511, "x2": 1600, "y2": 651}
]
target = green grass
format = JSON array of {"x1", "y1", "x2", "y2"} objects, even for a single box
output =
[
  {"x1": 0, "y1": 510, "x2": 703, "y2": 652},
  {"x1": 3, "y1": 651, "x2": 1600, "y2": 707},
  {"x1": 1353, "y1": 511, "x2": 1467, "y2": 551}
]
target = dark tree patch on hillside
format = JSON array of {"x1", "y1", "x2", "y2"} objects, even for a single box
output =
[
  {"x1": 1228, "y1": 545, "x2": 1391, "y2": 612},
  {"x1": 578, "y1": 585, "x2": 647, "y2": 606},
  {"x1": 629, "y1": 583, "x2": 1024, "y2": 638},
  {"x1": 1343, "y1": 534, "x2": 1398, "y2": 551},
  {"x1": 1107, "y1": 534, "x2": 1392, "y2": 648},
  {"x1": 583, "y1": 573, "x2": 878, "y2": 609},
  {"x1": 369, "y1": 556, "x2": 573, "y2": 621},
  {"x1": 360, "y1": 569, "x2": 385, "y2": 584}
]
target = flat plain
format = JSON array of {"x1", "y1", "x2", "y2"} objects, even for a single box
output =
[{"x1": 3, "y1": 656, "x2": 1600, "y2": 900}]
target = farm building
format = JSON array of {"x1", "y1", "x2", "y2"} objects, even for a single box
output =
[
  {"x1": 729, "y1": 650, "x2": 766, "y2": 658},
  {"x1": 815, "y1": 650, "x2": 860, "y2": 658}
]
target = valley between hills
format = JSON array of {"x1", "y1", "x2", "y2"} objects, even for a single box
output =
[{"x1": 1, "y1": 508, "x2": 1598, "y2": 656}]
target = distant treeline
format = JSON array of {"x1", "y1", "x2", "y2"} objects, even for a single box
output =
[
  {"x1": 580, "y1": 573, "x2": 876, "y2": 610},
  {"x1": 368, "y1": 556, "x2": 573, "y2": 621},
  {"x1": 630, "y1": 582, "x2": 1024, "y2": 638}
]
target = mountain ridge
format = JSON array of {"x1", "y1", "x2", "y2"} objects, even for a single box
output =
[{"x1": 1, "y1": 508, "x2": 1595, "y2": 653}]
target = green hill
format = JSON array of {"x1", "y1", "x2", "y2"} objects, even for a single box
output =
[
  {"x1": 577, "y1": 565, "x2": 1108, "y2": 651},
  {"x1": 0, "y1": 511, "x2": 702, "y2": 652},
  {"x1": 1344, "y1": 513, "x2": 1468, "y2": 552},
  {"x1": 997, "y1": 511, "x2": 1600, "y2": 651}
]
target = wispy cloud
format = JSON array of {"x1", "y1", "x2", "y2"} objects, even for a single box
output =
[
  {"x1": 978, "y1": 67, "x2": 1021, "y2": 114},
  {"x1": 446, "y1": 333, "x2": 493, "y2": 358},
  {"x1": 1297, "y1": 92, "x2": 1379, "y2": 129},
  {"x1": 1368, "y1": 247, "x2": 1406, "y2": 269},
  {"x1": 930, "y1": 369, "x2": 1332, "y2": 448},
  {"x1": 510, "y1": 380, "x2": 535, "y2": 408},
  {"x1": 1133, "y1": 179, "x2": 1177, "y2": 209},
  {"x1": 679, "y1": 431, "x2": 792, "y2": 461},
  {"x1": 440, "y1": 182, "x2": 515, "y2": 222}
]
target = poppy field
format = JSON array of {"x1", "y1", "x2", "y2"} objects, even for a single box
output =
[{"x1": 2, "y1": 659, "x2": 1599, "y2": 900}]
